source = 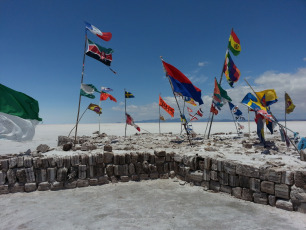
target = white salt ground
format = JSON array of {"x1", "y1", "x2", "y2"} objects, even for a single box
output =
[{"x1": 0, "y1": 180, "x2": 306, "y2": 230}]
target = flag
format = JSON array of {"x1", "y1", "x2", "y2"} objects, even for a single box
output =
[
  {"x1": 185, "y1": 97, "x2": 197, "y2": 106},
  {"x1": 162, "y1": 61, "x2": 203, "y2": 105},
  {"x1": 241, "y1": 93, "x2": 266, "y2": 112},
  {"x1": 266, "y1": 119, "x2": 276, "y2": 134},
  {"x1": 160, "y1": 115, "x2": 165, "y2": 121},
  {"x1": 126, "y1": 113, "x2": 140, "y2": 132},
  {"x1": 279, "y1": 126, "x2": 290, "y2": 147},
  {"x1": 255, "y1": 113, "x2": 265, "y2": 144},
  {"x1": 285, "y1": 92, "x2": 295, "y2": 114},
  {"x1": 88, "y1": 103, "x2": 102, "y2": 115},
  {"x1": 257, "y1": 110, "x2": 274, "y2": 122},
  {"x1": 80, "y1": 83, "x2": 100, "y2": 99},
  {"x1": 101, "y1": 87, "x2": 113, "y2": 92},
  {"x1": 85, "y1": 21, "x2": 112, "y2": 41},
  {"x1": 125, "y1": 91, "x2": 134, "y2": 98},
  {"x1": 180, "y1": 114, "x2": 187, "y2": 125},
  {"x1": 0, "y1": 84, "x2": 42, "y2": 141},
  {"x1": 210, "y1": 104, "x2": 218, "y2": 115},
  {"x1": 196, "y1": 108, "x2": 203, "y2": 117},
  {"x1": 228, "y1": 29, "x2": 241, "y2": 56},
  {"x1": 223, "y1": 52, "x2": 240, "y2": 87},
  {"x1": 159, "y1": 96, "x2": 175, "y2": 117},
  {"x1": 255, "y1": 89, "x2": 278, "y2": 107},
  {"x1": 212, "y1": 78, "x2": 232, "y2": 110},
  {"x1": 100, "y1": 92, "x2": 117, "y2": 102},
  {"x1": 86, "y1": 39, "x2": 113, "y2": 66},
  {"x1": 187, "y1": 107, "x2": 193, "y2": 113},
  {"x1": 189, "y1": 114, "x2": 198, "y2": 121},
  {"x1": 228, "y1": 102, "x2": 245, "y2": 120}
]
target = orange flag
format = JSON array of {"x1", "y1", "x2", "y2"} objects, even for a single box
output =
[{"x1": 159, "y1": 96, "x2": 175, "y2": 117}]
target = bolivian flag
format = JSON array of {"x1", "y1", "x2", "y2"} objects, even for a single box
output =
[{"x1": 228, "y1": 29, "x2": 241, "y2": 56}]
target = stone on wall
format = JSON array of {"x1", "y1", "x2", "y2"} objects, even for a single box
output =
[
  {"x1": 261, "y1": 181, "x2": 274, "y2": 194},
  {"x1": 242, "y1": 188, "x2": 253, "y2": 201},
  {"x1": 223, "y1": 161, "x2": 236, "y2": 175},
  {"x1": 78, "y1": 165, "x2": 87, "y2": 179},
  {"x1": 25, "y1": 183, "x2": 37, "y2": 192},
  {"x1": 47, "y1": 168, "x2": 57, "y2": 182},
  {"x1": 57, "y1": 167, "x2": 68, "y2": 182},
  {"x1": 210, "y1": 171, "x2": 218, "y2": 181},
  {"x1": 275, "y1": 184, "x2": 290, "y2": 199},
  {"x1": 0, "y1": 159, "x2": 9, "y2": 171},
  {"x1": 281, "y1": 171, "x2": 294, "y2": 186},
  {"x1": 71, "y1": 155, "x2": 80, "y2": 166},
  {"x1": 276, "y1": 199, "x2": 293, "y2": 211},
  {"x1": 294, "y1": 171, "x2": 306, "y2": 189},
  {"x1": 189, "y1": 171, "x2": 203, "y2": 183},
  {"x1": 9, "y1": 157, "x2": 17, "y2": 169},
  {"x1": 232, "y1": 187, "x2": 242, "y2": 199},
  {"x1": 24, "y1": 157, "x2": 32, "y2": 168},
  {"x1": 220, "y1": 185, "x2": 232, "y2": 194},
  {"x1": 210, "y1": 181, "x2": 220, "y2": 192},
  {"x1": 268, "y1": 195, "x2": 276, "y2": 206},
  {"x1": 17, "y1": 157, "x2": 24, "y2": 168},
  {"x1": 253, "y1": 192, "x2": 268, "y2": 205},
  {"x1": 0, "y1": 185, "x2": 9, "y2": 194},
  {"x1": 229, "y1": 175, "x2": 239, "y2": 187},
  {"x1": 51, "y1": 182, "x2": 64, "y2": 191},
  {"x1": 10, "y1": 182, "x2": 25, "y2": 193},
  {"x1": 16, "y1": 169, "x2": 26, "y2": 183},
  {"x1": 104, "y1": 152, "x2": 114, "y2": 164},
  {"x1": 236, "y1": 164, "x2": 259, "y2": 178},
  {"x1": 0, "y1": 171, "x2": 6, "y2": 185},
  {"x1": 290, "y1": 185, "x2": 306, "y2": 213},
  {"x1": 7, "y1": 169, "x2": 16, "y2": 184},
  {"x1": 77, "y1": 179, "x2": 89, "y2": 187},
  {"x1": 250, "y1": 178, "x2": 261, "y2": 192},
  {"x1": 38, "y1": 182, "x2": 50, "y2": 191},
  {"x1": 239, "y1": 175, "x2": 250, "y2": 188},
  {"x1": 121, "y1": 176, "x2": 129, "y2": 182}
]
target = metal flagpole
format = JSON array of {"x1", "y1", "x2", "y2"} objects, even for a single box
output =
[
  {"x1": 160, "y1": 56, "x2": 192, "y2": 145},
  {"x1": 68, "y1": 108, "x2": 88, "y2": 137},
  {"x1": 159, "y1": 94, "x2": 161, "y2": 134},
  {"x1": 207, "y1": 49, "x2": 228, "y2": 139},
  {"x1": 230, "y1": 109, "x2": 239, "y2": 136},
  {"x1": 285, "y1": 92, "x2": 287, "y2": 135},
  {"x1": 98, "y1": 100, "x2": 101, "y2": 135},
  {"x1": 74, "y1": 33, "x2": 88, "y2": 145},
  {"x1": 244, "y1": 79, "x2": 300, "y2": 152},
  {"x1": 181, "y1": 99, "x2": 186, "y2": 135},
  {"x1": 248, "y1": 108, "x2": 250, "y2": 138},
  {"x1": 124, "y1": 89, "x2": 127, "y2": 138}
]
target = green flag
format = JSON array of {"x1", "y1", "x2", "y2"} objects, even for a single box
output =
[{"x1": 0, "y1": 84, "x2": 42, "y2": 121}]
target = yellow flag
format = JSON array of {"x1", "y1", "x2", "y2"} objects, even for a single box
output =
[{"x1": 285, "y1": 93, "x2": 295, "y2": 114}]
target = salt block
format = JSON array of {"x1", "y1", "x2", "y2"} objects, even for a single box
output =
[
  {"x1": 242, "y1": 188, "x2": 253, "y2": 201},
  {"x1": 275, "y1": 184, "x2": 290, "y2": 199},
  {"x1": 253, "y1": 192, "x2": 268, "y2": 205},
  {"x1": 76, "y1": 179, "x2": 89, "y2": 187},
  {"x1": 276, "y1": 199, "x2": 293, "y2": 211},
  {"x1": 261, "y1": 181, "x2": 275, "y2": 194},
  {"x1": 38, "y1": 182, "x2": 50, "y2": 191},
  {"x1": 0, "y1": 185, "x2": 9, "y2": 194},
  {"x1": 232, "y1": 187, "x2": 242, "y2": 199},
  {"x1": 25, "y1": 183, "x2": 37, "y2": 192}
]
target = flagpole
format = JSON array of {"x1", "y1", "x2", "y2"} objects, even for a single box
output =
[
  {"x1": 68, "y1": 108, "x2": 88, "y2": 137},
  {"x1": 159, "y1": 94, "x2": 161, "y2": 134},
  {"x1": 230, "y1": 109, "x2": 239, "y2": 136},
  {"x1": 160, "y1": 56, "x2": 192, "y2": 145},
  {"x1": 248, "y1": 108, "x2": 250, "y2": 138},
  {"x1": 207, "y1": 49, "x2": 228, "y2": 139},
  {"x1": 244, "y1": 79, "x2": 299, "y2": 152},
  {"x1": 181, "y1": 99, "x2": 186, "y2": 135},
  {"x1": 124, "y1": 89, "x2": 127, "y2": 138},
  {"x1": 98, "y1": 100, "x2": 101, "y2": 135},
  {"x1": 285, "y1": 92, "x2": 287, "y2": 135},
  {"x1": 74, "y1": 32, "x2": 88, "y2": 145}
]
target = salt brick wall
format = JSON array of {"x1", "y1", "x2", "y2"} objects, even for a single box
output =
[{"x1": 0, "y1": 151, "x2": 306, "y2": 214}]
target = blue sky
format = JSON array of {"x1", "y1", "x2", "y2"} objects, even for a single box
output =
[{"x1": 1, "y1": 0, "x2": 306, "y2": 124}]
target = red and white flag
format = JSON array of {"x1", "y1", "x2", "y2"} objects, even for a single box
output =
[
  {"x1": 85, "y1": 21, "x2": 112, "y2": 41},
  {"x1": 126, "y1": 113, "x2": 140, "y2": 132}
]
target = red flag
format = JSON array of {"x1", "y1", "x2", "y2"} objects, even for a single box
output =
[
  {"x1": 159, "y1": 96, "x2": 175, "y2": 117},
  {"x1": 126, "y1": 113, "x2": 140, "y2": 132},
  {"x1": 210, "y1": 104, "x2": 218, "y2": 115},
  {"x1": 100, "y1": 92, "x2": 117, "y2": 102},
  {"x1": 196, "y1": 108, "x2": 203, "y2": 117},
  {"x1": 187, "y1": 107, "x2": 193, "y2": 113}
]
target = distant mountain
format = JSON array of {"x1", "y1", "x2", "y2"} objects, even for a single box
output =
[{"x1": 135, "y1": 118, "x2": 306, "y2": 123}]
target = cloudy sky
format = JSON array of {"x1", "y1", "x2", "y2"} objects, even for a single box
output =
[{"x1": 1, "y1": 0, "x2": 305, "y2": 124}]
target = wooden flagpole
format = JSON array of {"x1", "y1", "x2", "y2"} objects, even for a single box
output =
[
  {"x1": 124, "y1": 89, "x2": 127, "y2": 138},
  {"x1": 160, "y1": 56, "x2": 192, "y2": 145},
  {"x1": 207, "y1": 49, "x2": 228, "y2": 139},
  {"x1": 68, "y1": 108, "x2": 88, "y2": 137},
  {"x1": 74, "y1": 33, "x2": 88, "y2": 145}
]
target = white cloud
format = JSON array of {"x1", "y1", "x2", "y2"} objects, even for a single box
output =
[
  {"x1": 198, "y1": 61, "x2": 208, "y2": 67},
  {"x1": 303, "y1": 57, "x2": 306, "y2": 62}
]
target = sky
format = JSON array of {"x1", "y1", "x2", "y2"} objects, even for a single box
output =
[{"x1": 1, "y1": 0, "x2": 306, "y2": 124}]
